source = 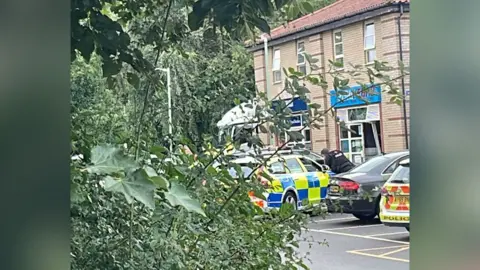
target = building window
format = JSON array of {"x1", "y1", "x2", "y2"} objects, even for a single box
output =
[
  {"x1": 364, "y1": 22, "x2": 376, "y2": 64},
  {"x1": 272, "y1": 49, "x2": 281, "y2": 83},
  {"x1": 333, "y1": 30, "x2": 344, "y2": 68},
  {"x1": 278, "y1": 113, "x2": 311, "y2": 150},
  {"x1": 297, "y1": 41, "x2": 307, "y2": 74}
]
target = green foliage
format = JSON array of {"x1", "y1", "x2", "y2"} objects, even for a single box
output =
[
  {"x1": 267, "y1": 0, "x2": 337, "y2": 29},
  {"x1": 71, "y1": 0, "x2": 302, "y2": 78},
  {"x1": 165, "y1": 182, "x2": 206, "y2": 216},
  {"x1": 71, "y1": 0, "x2": 408, "y2": 268},
  {"x1": 87, "y1": 144, "x2": 139, "y2": 174}
]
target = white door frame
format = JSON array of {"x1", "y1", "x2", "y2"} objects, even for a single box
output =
[{"x1": 339, "y1": 123, "x2": 365, "y2": 164}]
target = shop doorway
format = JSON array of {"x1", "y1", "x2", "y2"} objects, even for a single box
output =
[{"x1": 339, "y1": 121, "x2": 382, "y2": 164}]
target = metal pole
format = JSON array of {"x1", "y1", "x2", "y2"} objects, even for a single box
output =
[
  {"x1": 166, "y1": 68, "x2": 173, "y2": 153},
  {"x1": 155, "y1": 68, "x2": 173, "y2": 153},
  {"x1": 262, "y1": 35, "x2": 270, "y2": 100},
  {"x1": 262, "y1": 34, "x2": 272, "y2": 145},
  {"x1": 397, "y1": 3, "x2": 409, "y2": 149}
]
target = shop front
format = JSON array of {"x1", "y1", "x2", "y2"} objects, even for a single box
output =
[
  {"x1": 272, "y1": 97, "x2": 311, "y2": 150},
  {"x1": 330, "y1": 85, "x2": 382, "y2": 164}
]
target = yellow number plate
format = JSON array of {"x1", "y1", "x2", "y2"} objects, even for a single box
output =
[
  {"x1": 330, "y1": 186, "x2": 339, "y2": 193},
  {"x1": 394, "y1": 196, "x2": 409, "y2": 204}
]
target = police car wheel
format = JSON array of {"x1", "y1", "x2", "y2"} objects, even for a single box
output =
[{"x1": 283, "y1": 191, "x2": 298, "y2": 210}]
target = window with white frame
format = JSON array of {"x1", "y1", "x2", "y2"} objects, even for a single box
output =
[
  {"x1": 272, "y1": 49, "x2": 281, "y2": 83},
  {"x1": 364, "y1": 22, "x2": 376, "y2": 63},
  {"x1": 297, "y1": 41, "x2": 307, "y2": 74},
  {"x1": 278, "y1": 113, "x2": 311, "y2": 150},
  {"x1": 333, "y1": 30, "x2": 344, "y2": 68}
]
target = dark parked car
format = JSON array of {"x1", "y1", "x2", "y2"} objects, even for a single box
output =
[{"x1": 326, "y1": 151, "x2": 409, "y2": 220}]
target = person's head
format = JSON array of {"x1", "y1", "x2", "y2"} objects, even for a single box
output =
[{"x1": 321, "y1": 148, "x2": 330, "y2": 156}]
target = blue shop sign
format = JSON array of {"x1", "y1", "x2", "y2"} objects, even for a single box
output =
[
  {"x1": 272, "y1": 97, "x2": 308, "y2": 112},
  {"x1": 289, "y1": 115, "x2": 302, "y2": 127},
  {"x1": 330, "y1": 85, "x2": 381, "y2": 109}
]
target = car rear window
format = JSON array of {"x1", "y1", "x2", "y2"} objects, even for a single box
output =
[{"x1": 388, "y1": 165, "x2": 410, "y2": 183}]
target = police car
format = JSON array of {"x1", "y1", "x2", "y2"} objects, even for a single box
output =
[
  {"x1": 230, "y1": 153, "x2": 330, "y2": 212},
  {"x1": 379, "y1": 158, "x2": 410, "y2": 231}
]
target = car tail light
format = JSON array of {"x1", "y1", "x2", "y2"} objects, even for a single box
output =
[
  {"x1": 338, "y1": 180, "x2": 360, "y2": 191},
  {"x1": 380, "y1": 187, "x2": 388, "y2": 196}
]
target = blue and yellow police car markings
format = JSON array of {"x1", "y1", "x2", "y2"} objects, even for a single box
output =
[
  {"x1": 266, "y1": 175, "x2": 290, "y2": 208},
  {"x1": 265, "y1": 171, "x2": 330, "y2": 209},
  {"x1": 294, "y1": 174, "x2": 310, "y2": 203},
  {"x1": 316, "y1": 172, "x2": 330, "y2": 199},
  {"x1": 279, "y1": 175, "x2": 295, "y2": 190},
  {"x1": 305, "y1": 173, "x2": 320, "y2": 205}
]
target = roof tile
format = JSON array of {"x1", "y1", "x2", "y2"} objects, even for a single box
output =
[{"x1": 267, "y1": 0, "x2": 410, "y2": 40}]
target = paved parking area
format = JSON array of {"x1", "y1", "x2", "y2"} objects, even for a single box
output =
[{"x1": 298, "y1": 213, "x2": 409, "y2": 270}]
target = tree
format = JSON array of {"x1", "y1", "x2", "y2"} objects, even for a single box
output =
[
  {"x1": 71, "y1": 0, "x2": 319, "y2": 78},
  {"x1": 70, "y1": 0, "x2": 408, "y2": 269}
]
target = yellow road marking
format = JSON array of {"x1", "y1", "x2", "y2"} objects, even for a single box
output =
[
  {"x1": 379, "y1": 246, "x2": 410, "y2": 257},
  {"x1": 347, "y1": 245, "x2": 410, "y2": 263},
  {"x1": 347, "y1": 245, "x2": 408, "y2": 252},
  {"x1": 347, "y1": 250, "x2": 410, "y2": 263},
  {"x1": 304, "y1": 228, "x2": 409, "y2": 245}
]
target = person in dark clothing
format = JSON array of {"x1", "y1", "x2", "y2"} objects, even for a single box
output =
[{"x1": 320, "y1": 148, "x2": 355, "y2": 174}]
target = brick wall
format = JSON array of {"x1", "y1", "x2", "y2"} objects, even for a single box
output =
[
  {"x1": 251, "y1": 10, "x2": 410, "y2": 153},
  {"x1": 380, "y1": 13, "x2": 410, "y2": 152}
]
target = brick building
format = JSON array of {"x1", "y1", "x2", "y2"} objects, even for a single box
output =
[{"x1": 248, "y1": 0, "x2": 410, "y2": 163}]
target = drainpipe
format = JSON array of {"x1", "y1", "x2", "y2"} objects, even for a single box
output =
[
  {"x1": 261, "y1": 34, "x2": 272, "y2": 145},
  {"x1": 397, "y1": 3, "x2": 409, "y2": 149}
]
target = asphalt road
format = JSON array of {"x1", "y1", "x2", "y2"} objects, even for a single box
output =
[{"x1": 298, "y1": 213, "x2": 410, "y2": 270}]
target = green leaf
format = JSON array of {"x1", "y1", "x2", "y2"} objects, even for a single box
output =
[
  {"x1": 206, "y1": 165, "x2": 217, "y2": 175},
  {"x1": 151, "y1": 145, "x2": 168, "y2": 158},
  {"x1": 165, "y1": 182, "x2": 206, "y2": 216},
  {"x1": 251, "y1": 189, "x2": 266, "y2": 200},
  {"x1": 274, "y1": 0, "x2": 286, "y2": 9},
  {"x1": 126, "y1": 72, "x2": 140, "y2": 89},
  {"x1": 71, "y1": 182, "x2": 83, "y2": 203},
  {"x1": 87, "y1": 145, "x2": 138, "y2": 174},
  {"x1": 301, "y1": 1, "x2": 314, "y2": 13},
  {"x1": 304, "y1": 53, "x2": 318, "y2": 64},
  {"x1": 103, "y1": 169, "x2": 156, "y2": 209},
  {"x1": 102, "y1": 59, "x2": 122, "y2": 78},
  {"x1": 287, "y1": 5, "x2": 299, "y2": 19},
  {"x1": 329, "y1": 59, "x2": 344, "y2": 68},
  {"x1": 150, "y1": 176, "x2": 169, "y2": 190},
  {"x1": 144, "y1": 166, "x2": 158, "y2": 177},
  {"x1": 259, "y1": 125, "x2": 268, "y2": 133},
  {"x1": 251, "y1": 16, "x2": 270, "y2": 34},
  {"x1": 296, "y1": 86, "x2": 310, "y2": 95},
  {"x1": 77, "y1": 27, "x2": 95, "y2": 62},
  {"x1": 287, "y1": 131, "x2": 303, "y2": 141}
]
